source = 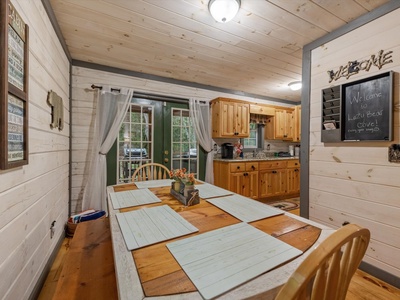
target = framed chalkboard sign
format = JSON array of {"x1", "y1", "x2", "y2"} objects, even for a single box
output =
[
  {"x1": 342, "y1": 71, "x2": 393, "y2": 141},
  {"x1": 0, "y1": 0, "x2": 29, "y2": 169}
]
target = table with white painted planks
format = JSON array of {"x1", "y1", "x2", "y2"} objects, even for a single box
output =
[{"x1": 107, "y1": 183, "x2": 334, "y2": 300}]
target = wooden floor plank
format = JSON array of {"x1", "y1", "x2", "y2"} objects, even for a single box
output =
[{"x1": 50, "y1": 218, "x2": 118, "y2": 300}]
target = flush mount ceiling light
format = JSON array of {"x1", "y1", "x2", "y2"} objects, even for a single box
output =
[
  {"x1": 288, "y1": 81, "x2": 302, "y2": 91},
  {"x1": 208, "y1": 0, "x2": 241, "y2": 23}
]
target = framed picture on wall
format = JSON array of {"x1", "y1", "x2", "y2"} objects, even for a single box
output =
[{"x1": 0, "y1": 0, "x2": 29, "y2": 169}]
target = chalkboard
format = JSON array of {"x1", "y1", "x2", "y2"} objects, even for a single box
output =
[{"x1": 343, "y1": 71, "x2": 393, "y2": 141}]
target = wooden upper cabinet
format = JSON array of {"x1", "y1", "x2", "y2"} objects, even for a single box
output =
[
  {"x1": 266, "y1": 108, "x2": 294, "y2": 140},
  {"x1": 249, "y1": 104, "x2": 275, "y2": 116},
  {"x1": 211, "y1": 98, "x2": 250, "y2": 138},
  {"x1": 294, "y1": 105, "x2": 301, "y2": 142}
]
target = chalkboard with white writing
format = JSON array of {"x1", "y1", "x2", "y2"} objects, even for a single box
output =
[{"x1": 343, "y1": 71, "x2": 393, "y2": 141}]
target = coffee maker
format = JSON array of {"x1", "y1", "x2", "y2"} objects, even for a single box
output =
[{"x1": 221, "y1": 143, "x2": 234, "y2": 159}]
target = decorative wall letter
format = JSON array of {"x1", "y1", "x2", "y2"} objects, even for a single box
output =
[{"x1": 327, "y1": 50, "x2": 393, "y2": 83}]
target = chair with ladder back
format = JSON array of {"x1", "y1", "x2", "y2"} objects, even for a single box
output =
[
  {"x1": 132, "y1": 163, "x2": 171, "y2": 182},
  {"x1": 275, "y1": 223, "x2": 370, "y2": 300}
]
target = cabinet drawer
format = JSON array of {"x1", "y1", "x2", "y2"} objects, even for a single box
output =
[
  {"x1": 229, "y1": 162, "x2": 259, "y2": 172},
  {"x1": 245, "y1": 162, "x2": 258, "y2": 172},
  {"x1": 287, "y1": 160, "x2": 300, "y2": 168},
  {"x1": 259, "y1": 160, "x2": 287, "y2": 170},
  {"x1": 230, "y1": 163, "x2": 246, "y2": 172}
]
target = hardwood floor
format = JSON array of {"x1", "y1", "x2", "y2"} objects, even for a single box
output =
[{"x1": 38, "y1": 216, "x2": 400, "y2": 300}]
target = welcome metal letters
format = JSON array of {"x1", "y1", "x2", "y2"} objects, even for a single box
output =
[{"x1": 327, "y1": 50, "x2": 393, "y2": 83}]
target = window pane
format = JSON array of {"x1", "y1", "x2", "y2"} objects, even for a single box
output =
[{"x1": 117, "y1": 103, "x2": 154, "y2": 183}]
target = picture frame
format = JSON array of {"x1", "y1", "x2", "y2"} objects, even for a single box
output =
[{"x1": 0, "y1": 0, "x2": 29, "y2": 169}]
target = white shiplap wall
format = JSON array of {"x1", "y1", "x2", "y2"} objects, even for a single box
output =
[
  {"x1": 0, "y1": 1, "x2": 70, "y2": 299},
  {"x1": 309, "y1": 9, "x2": 400, "y2": 277},
  {"x1": 71, "y1": 66, "x2": 294, "y2": 213}
]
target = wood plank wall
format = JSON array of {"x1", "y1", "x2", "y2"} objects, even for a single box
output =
[
  {"x1": 71, "y1": 66, "x2": 293, "y2": 214},
  {"x1": 309, "y1": 9, "x2": 400, "y2": 278},
  {"x1": 0, "y1": 1, "x2": 70, "y2": 299}
]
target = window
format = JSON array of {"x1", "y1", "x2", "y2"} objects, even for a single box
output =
[
  {"x1": 171, "y1": 108, "x2": 198, "y2": 177},
  {"x1": 117, "y1": 104, "x2": 153, "y2": 183},
  {"x1": 242, "y1": 123, "x2": 264, "y2": 150},
  {"x1": 243, "y1": 123, "x2": 258, "y2": 148}
]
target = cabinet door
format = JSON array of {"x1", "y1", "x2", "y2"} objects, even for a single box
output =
[
  {"x1": 259, "y1": 169, "x2": 286, "y2": 198},
  {"x1": 274, "y1": 109, "x2": 294, "y2": 140},
  {"x1": 286, "y1": 168, "x2": 300, "y2": 194},
  {"x1": 274, "y1": 109, "x2": 286, "y2": 139},
  {"x1": 294, "y1": 105, "x2": 301, "y2": 142},
  {"x1": 229, "y1": 171, "x2": 258, "y2": 199},
  {"x1": 229, "y1": 172, "x2": 246, "y2": 195},
  {"x1": 221, "y1": 101, "x2": 237, "y2": 137},
  {"x1": 235, "y1": 103, "x2": 250, "y2": 137},
  {"x1": 247, "y1": 171, "x2": 259, "y2": 199},
  {"x1": 285, "y1": 110, "x2": 294, "y2": 140}
]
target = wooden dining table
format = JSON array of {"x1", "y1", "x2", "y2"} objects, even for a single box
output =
[{"x1": 107, "y1": 182, "x2": 334, "y2": 300}]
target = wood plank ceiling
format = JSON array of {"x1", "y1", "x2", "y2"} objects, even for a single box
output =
[{"x1": 49, "y1": 0, "x2": 390, "y2": 102}]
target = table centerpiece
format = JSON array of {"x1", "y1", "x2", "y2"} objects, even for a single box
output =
[{"x1": 169, "y1": 168, "x2": 199, "y2": 206}]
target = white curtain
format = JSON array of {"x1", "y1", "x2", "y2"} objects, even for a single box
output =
[
  {"x1": 82, "y1": 86, "x2": 133, "y2": 214},
  {"x1": 189, "y1": 98, "x2": 214, "y2": 183}
]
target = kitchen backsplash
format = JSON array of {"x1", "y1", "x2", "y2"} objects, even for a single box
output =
[{"x1": 213, "y1": 139, "x2": 299, "y2": 159}]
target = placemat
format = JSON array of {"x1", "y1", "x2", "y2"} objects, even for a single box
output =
[
  {"x1": 195, "y1": 183, "x2": 233, "y2": 199},
  {"x1": 134, "y1": 179, "x2": 173, "y2": 189},
  {"x1": 207, "y1": 194, "x2": 283, "y2": 222},
  {"x1": 116, "y1": 205, "x2": 198, "y2": 250},
  {"x1": 109, "y1": 188, "x2": 161, "y2": 209},
  {"x1": 167, "y1": 222, "x2": 302, "y2": 300}
]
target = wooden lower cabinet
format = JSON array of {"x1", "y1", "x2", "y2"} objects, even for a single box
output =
[
  {"x1": 213, "y1": 161, "x2": 258, "y2": 199},
  {"x1": 229, "y1": 171, "x2": 258, "y2": 199},
  {"x1": 214, "y1": 159, "x2": 299, "y2": 200},
  {"x1": 259, "y1": 160, "x2": 288, "y2": 198},
  {"x1": 259, "y1": 169, "x2": 286, "y2": 198},
  {"x1": 286, "y1": 160, "x2": 300, "y2": 194}
]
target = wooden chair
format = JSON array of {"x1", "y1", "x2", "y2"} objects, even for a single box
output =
[
  {"x1": 132, "y1": 163, "x2": 171, "y2": 181},
  {"x1": 275, "y1": 224, "x2": 370, "y2": 300}
]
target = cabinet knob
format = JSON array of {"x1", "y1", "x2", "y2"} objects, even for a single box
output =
[
  {"x1": 251, "y1": 165, "x2": 255, "y2": 170},
  {"x1": 237, "y1": 166, "x2": 240, "y2": 170}
]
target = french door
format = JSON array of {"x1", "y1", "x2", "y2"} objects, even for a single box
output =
[{"x1": 108, "y1": 98, "x2": 202, "y2": 184}]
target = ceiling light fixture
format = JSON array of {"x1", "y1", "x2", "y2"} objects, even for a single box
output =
[
  {"x1": 288, "y1": 81, "x2": 302, "y2": 91},
  {"x1": 208, "y1": 0, "x2": 241, "y2": 23}
]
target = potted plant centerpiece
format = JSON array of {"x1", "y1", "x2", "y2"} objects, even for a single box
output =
[{"x1": 169, "y1": 168, "x2": 199, "y2": 205}]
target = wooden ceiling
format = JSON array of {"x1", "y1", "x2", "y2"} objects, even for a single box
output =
[{"x1": 49, "y1": 0, "x2": 389, "y2": 102}]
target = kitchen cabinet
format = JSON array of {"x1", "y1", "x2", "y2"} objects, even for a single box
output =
[
  {"x1": 259, "y1": 161, "x2": 287, "y2": 198},
  {"x1": 211, "y1": 98, "x2": 250, "y2": 138},
  {"x1": 214, "y1": 159, "x2": 300, "y2": 200},
  {"x1": 286, "y1": 160, "x2": 300, "y2": 194},
  {"x1": 249, "y1": 104, "x2": 275, "y2": 116},
  {"x1": 213, "y1": 160, "x2": 258, "y2": 199},
  {"x1": 265, "y1": 108, "x2": 295, "y2": 141}
]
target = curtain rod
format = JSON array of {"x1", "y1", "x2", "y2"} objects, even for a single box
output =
[
  {"x1": 90, "y1": 84, "x2": 191, "y2": 103},
  {"x1": 91, "y1": 84, "x2": 121, "y2": 93}
]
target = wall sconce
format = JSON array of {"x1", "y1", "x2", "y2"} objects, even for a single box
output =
[
  {"x1": 288, "y1": 81, "x2": 302, "y2": 91},
  {"x1": 208, "y1": 0, "x2": 241, "y2": 23}
]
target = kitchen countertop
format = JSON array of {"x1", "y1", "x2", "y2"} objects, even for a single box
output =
[{"x1": 214, "y1": 156, "x2": 299, "y2": 162}]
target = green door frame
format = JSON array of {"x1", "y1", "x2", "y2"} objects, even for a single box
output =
[{"x1": 107, "y1": 99, "x2": 205, "y2": 185}]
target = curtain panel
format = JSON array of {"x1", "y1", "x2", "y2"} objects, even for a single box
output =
[
  {"x1": 189, "y1": 98, "x2": 214, "y2": 183},
  {"x1": 82, "y1": 86, "x2": 133, "y2": 214}
]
